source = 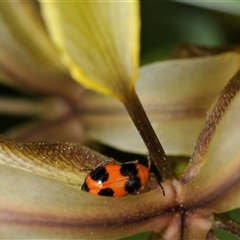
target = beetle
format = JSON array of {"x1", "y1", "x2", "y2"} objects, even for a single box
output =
[{"x1": 81, "y1": 159, "x2": 165, "y2": 197}]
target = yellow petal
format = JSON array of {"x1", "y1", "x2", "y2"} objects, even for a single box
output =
[
  {"x1": 79, "y1": 52, "x2": 240, "y2": 155},
  {"x1": 40, "y1": 1, "x2": 140, "y2": 100}
]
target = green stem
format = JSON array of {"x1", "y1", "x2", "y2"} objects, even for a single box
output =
[{"x1": 123, "y1": 88, "x2": 175, "y2": 181}]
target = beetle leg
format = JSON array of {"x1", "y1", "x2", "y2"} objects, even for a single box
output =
[{"x1": 151, "y1": 173, "x2": 165, "y2": 196}]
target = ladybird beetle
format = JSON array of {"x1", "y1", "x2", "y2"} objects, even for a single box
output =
[{"x1": 81, "y1": 159, "x2": 165, "y2": 197}]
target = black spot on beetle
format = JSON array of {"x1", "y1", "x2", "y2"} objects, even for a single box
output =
[
  {"x1": 124, "y1": 176, "x2": 141, "y2": 193},
  {"x1": 81, "y1": 182, "x2": 89, "y2": 192},
  {"x1": 120, "y1": 163, "x2": 138, "y2": 177},
  {"x1": 98, "y1": 188, "x2": 114, "y2": 196},
  {"x1": 90, "y1": 166, "x2": 109, "y2": 183}
]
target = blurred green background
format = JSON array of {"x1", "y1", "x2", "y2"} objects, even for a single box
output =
[{"x1": 140, "y1": 0, "x2": 240, "y2": 64}]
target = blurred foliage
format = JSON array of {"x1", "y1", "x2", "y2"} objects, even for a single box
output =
[
  {"x1": 216, "y1": 209, "x2": 240, "y2": 239},
  {"x1": 0, "y1": 84, "x2": 34, "y2": 132},
  {"x1": 120, "y1": 232, "x2": 151, "y2": 240},
  {"x1": 215, "y1": 229, "x2": 239, "y2": 240},
  {"x1": 140, "y1": 1, "x2": 240, "y2": 64},
  {"x1": 215, "y1": 208, "x2": 240, "y2": 240}
]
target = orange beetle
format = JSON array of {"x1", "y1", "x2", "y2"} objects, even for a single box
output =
[{"x1": 81, "y1": 159, "x2": 164, "y2": 197}]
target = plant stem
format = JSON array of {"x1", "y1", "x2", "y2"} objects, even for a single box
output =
[
  {"x1": 123, "y1": 88, "x2": 175, "y2": 181},
  {"x1": 214, "y1": 213, "x2": 240, "y2": 238}
]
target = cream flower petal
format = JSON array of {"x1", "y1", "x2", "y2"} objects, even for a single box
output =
[
  {"x1": 182, "y1": 70, "x2": 240, "y2": 211},
  {"x1": 0, "y1": 96, "x2": 85, "y2": 143},
  {"x1": 80, "y1": 52, "x2": 240, "y2": 155},
  {"x1": 0, "y1": 1, "x2": 81, "y2": 101},
  {"x1": 206, "y1": 181, "x2": 240, "y2": 213},
  {"x1": 0, "y1": 135, "x2": 175, "y2": 239},
  {"x1": 5, "y1": 117, "x2": 85, "y2": 143},
  {"x1": 0, "y1": 165, "x2": 174, "y2": 239},
  {"x1": 39, "y1": 1, "x2": 140, "y2": 100}
]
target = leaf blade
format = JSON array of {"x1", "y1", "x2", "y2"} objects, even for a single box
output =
[{"x1": 0, "y1": 164, "x2": 175, "y2": 239}]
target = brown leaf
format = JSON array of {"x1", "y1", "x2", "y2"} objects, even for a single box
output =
[{"x1": 0, "y1": 135, "x2": 107, "y2": 185}]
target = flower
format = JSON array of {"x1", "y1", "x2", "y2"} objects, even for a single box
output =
[
  {"x1": 0, "y1": 1, "x2": 240, "y2": 239},
  {"x1": 0, "y1": 1, "x2": 85, "y2": 143}
]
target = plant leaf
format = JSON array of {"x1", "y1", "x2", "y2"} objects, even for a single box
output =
[
  {"x1": 0, "y1": 163, "x2": 175, "y2": 239},
  {"x1": 182, "y1": 70, "x2": 240, "y2": 211},
  {"x1": 0, "y1": 136, "x2": 176, "y2": 239},
  {"x1": 39, "y1": 1, "x2": 140, "y2": 100},
  {"x1": 0, "y1": 135, "x2": 107, "y2": 185},
  {"x1": 0, "y1": 1, "x2": 81, "y2": 101},
  {"x1": 80, "y1": 52, "x2": 240, "y2": 155}
]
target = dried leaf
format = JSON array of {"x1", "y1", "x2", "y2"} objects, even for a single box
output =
[{"x1": 40, "y1": 1, "x2": 140, "y2": 99}]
